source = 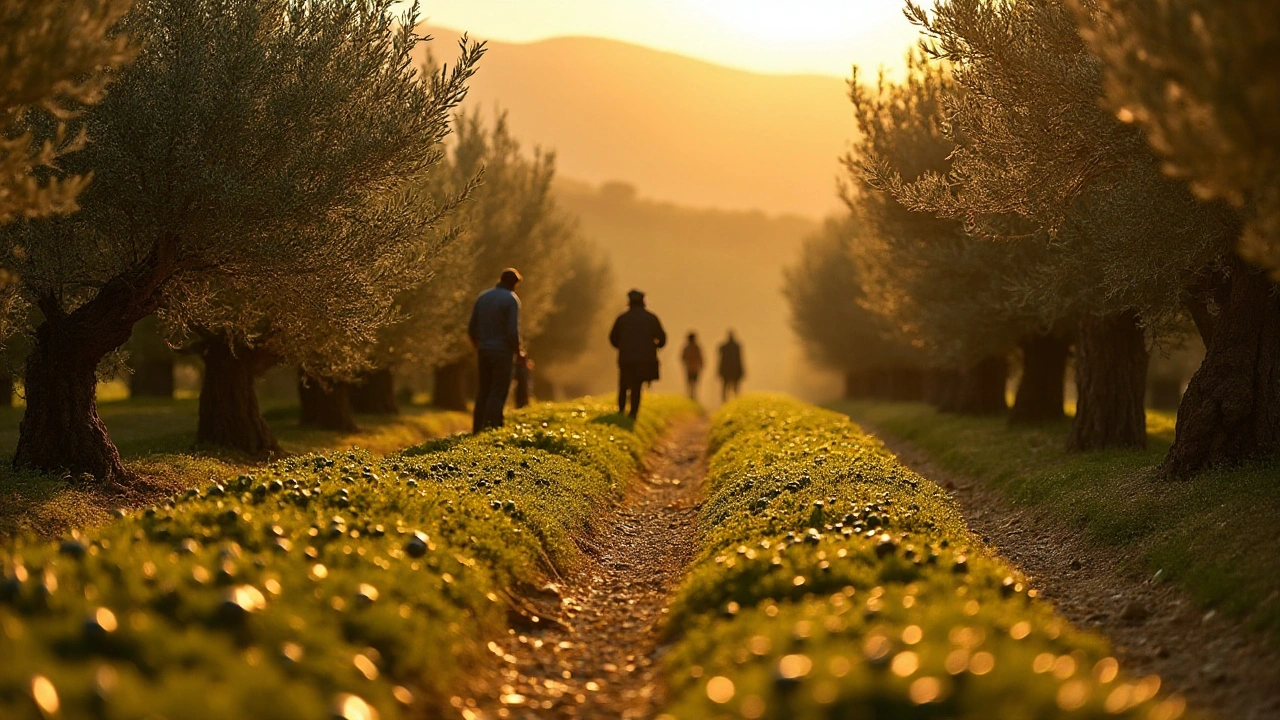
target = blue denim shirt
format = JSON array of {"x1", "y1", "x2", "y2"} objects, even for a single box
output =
[{"x1": 468, "y1": 286, "x2": 522, "y2": 353}]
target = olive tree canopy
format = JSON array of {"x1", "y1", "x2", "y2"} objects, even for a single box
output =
[{"x1": 4, "y1": 0, "x2": 483, "y2": 480}]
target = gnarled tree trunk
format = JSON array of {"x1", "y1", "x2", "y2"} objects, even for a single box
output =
[
  {"x1": 15, "y1": 318, "x2": 131, "y2": 482},
  {"x1": 197, "y1": 337, "x2": 279, "y2": 456},
  {"x1": 1067, "y1": 311, "x2": 1149, "y2": 452},
  {"x1": 951, "y1": 355, "x2": 1009, "y2": 416},
  {"x1": 1163, "y1": 261, "x2": 1280, "y2": 478},
  {"x1": 298, "y1": 372, "x2": 358, "y2": 432},
  {"x1": 1010, "y1": 333, "x2": 1069, "y2": 425},
  {"x1": 129, "y1": 357, "x2": 175, "y2": 398},
  {"x1": 349, "y1": 367, "x2": 398, "y2": 415},
  {"x1": 433, "y1": 359, "x2": 469, "y2": 411},
  {"x1": 14, "y1": 254, "x2": 171, "y2": 482}
]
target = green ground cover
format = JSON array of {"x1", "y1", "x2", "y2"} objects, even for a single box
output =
[
  {"x1": 659, "y1": 396, "x2": 1189, "y2": 720},
  {"x1": 0, "y1": 399, "x2": 471, "y2": 540},
  {"x1": 0, "y1": 397, "x2": 695, "y2": 719},
  {"x1": 836, "y1": 401, "x2": 1280, "y2": 643}
]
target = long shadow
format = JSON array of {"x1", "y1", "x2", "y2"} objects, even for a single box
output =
[{"x1": 591, "y1": 413, "x2": 636, "y2": 432}]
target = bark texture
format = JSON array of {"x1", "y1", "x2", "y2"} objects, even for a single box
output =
[
  {"x1": 1163, "y1": 262, "x2": 1280, "y2": 478},
  {"x1": 196, "y1": 337, "x2": 279, "y2": 456},
  {"x1": 349, "y1": 368, "x2": 399, "y2": 415},
  {"x1": 13, "y1": 261, "x2": 166, "y2": 482},
  {"x1": 1067, "y1": 311, "x2": 1149, "y2": 452},
  {"x1": 433, "y1": 359, "x2": 469, "y2": 411},
  {"x1": 1010, "y1": 333, "x2": 1069, "y2": 425},
  {"x1": 298, "y1": 372, "x2": 359, "y2": 432},
  {"x1": 129, "y1": 357, "x2": 175, "y2": 398}
]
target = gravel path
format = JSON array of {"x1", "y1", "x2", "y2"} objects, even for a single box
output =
[
  {"x1": 859, "y1": 422, "x2": 1280, "y2": 720},
  {"x1": 465, "y1": 417, "x2": 709, "y2": 720}
]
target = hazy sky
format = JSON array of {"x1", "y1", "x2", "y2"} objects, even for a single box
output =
[{"x1": 410, "y1": 0, "x2": 920, "y2": 78}]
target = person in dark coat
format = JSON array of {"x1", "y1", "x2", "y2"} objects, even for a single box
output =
[
  {"x1": 609, "y1": 289, "x2": 667, "y2": 418},
  {"x1": 681, "y1": 331, "x2": 704, "y2": 401},
  {"x1": 718, "y1": 330, "x2": 745, "y2": 402},
  {"x1": 468, "y1": 268, "x2": 522, "y2": 433}
]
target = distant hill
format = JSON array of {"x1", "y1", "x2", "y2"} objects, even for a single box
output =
[
  {"x1": 419, "y1": 28, "x2": 852, "y2": 219},
  {"x1": 550, "y1": 179, "x2": 841, "y2": 401}
]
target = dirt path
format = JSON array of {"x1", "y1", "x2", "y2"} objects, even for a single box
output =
[
  {"x1": 466, "y1": 417, "x2": 709, "y2": 720},
  {"x1": 859, "y1": 423, "x2": 1280, "y2": 720}
]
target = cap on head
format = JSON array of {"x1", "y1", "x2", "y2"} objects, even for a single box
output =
[
  {"x1": 627, "y1": 289, "x2": 645, "y2": 304},
  {"x1": 500, "y1": 268, "x2": 522, "y2": 287},
  {"x1": 687, "y1": 331, "x2": 697, "y2": 341}
]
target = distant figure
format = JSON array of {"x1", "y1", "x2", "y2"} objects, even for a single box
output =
[
  {"x1": 718, "y1": 331, "x2": 745, "y2": 401},
  {"x1": 681, "y1": 332, "x2": 704, "y2": 401},
  {"x1": 609, "y1": 289, "x2": 667, "y2": 419},
  {"x1": 468, "y1": 268, "x2": 523, "y2": 433},
  {"x1": 514, "y1": 351, "x2": 533, "y2": 409}
]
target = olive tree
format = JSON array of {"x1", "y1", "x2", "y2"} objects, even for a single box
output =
[
  {"x1": 0, "y1": 0, "x2": 133, "y2": 228},
  {"x1": 847, "y1": 55, "x2": 1045, "y2": 417},
  {"x1": 424, "y1": 112, "x2": 576, "y2": 410},
  {"x1": 525, "y1": 236, "x2": 615, "y2": 399},
  {"x1": 4, "y1": 0, "x2": 482, "y2": 480},
  {"x1": 1076, "y1": 0, "x2": 1280, "y2": 475},
  {"x1": 883, "y1": 0, "x2": 1234, "y2": 450},
  {"x1": 784, "y1": 216, "x2": 927, "y2": 401}
]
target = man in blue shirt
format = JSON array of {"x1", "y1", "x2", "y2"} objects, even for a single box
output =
[{"x1": 468, "y1": 268, "x2": 523, "y2": 433}]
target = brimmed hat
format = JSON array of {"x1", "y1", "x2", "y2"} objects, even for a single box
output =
[{"x1": 627, "y1": 289, "x2": 645, "y2": 301}]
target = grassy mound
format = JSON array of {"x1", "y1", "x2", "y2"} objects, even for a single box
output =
[
  {"x1": 0, "y1": 397, "x2": 694, "y2": 720},
  {"x1": 659, "y1": 396, "x2": 1189, "y2": 720},
  {"x1": 838, "y1": 400, "x2": 1280, "y2": 643}
]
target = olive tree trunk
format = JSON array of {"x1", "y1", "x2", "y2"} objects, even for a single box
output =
[
  {"x1": 197, "y1": 336, "x2": 279, "y2": 456},
  {"x1": 951, "y1": 355, "x2": 1009, "y2": 416},
  {"x1": 433, "y1": 359, "x2": 469, "y2": 411},
  {"x1": 129, "y1": 357, "x2": 175, "y2": 398},
  {"x1": 13, "y1": 268, "x2": 163, "y2": 482},
  {"x1": 843, "y1": 370, "x2": 871, "y2": 400},
  {"x1": 1009, "y1": 333, "x2": 1069, "y2": 425},
  {"x1": 1067, "y1": 312, "x2": 1149, "y2": 452},
  {"x1": 1163, "y1": 261, "x2": 1280, "y2": 478},
  {"x1": 349, "y1": 367, "x2": 398, "y2": 415},
  {"x1": 298, "y1": 372, "x2": 358, "y2": 432}
]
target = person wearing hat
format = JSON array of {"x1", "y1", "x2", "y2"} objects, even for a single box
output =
[
  {"x1": 468, "y1": 268, "x2": 523, "y2": 433},
  {"x1": 608, "y1": 289, "x2": 667, "y2": 419}
]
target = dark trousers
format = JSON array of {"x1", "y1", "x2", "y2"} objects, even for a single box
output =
[
  {"x1": 686, "y1": 371, "x2": 700, "y2": 400},
  {"x1": 473, "y1": 350, "x2": 514, "y2": 433},
  {"x1": 722, "y1": 377, "x2": 741, "y2": 402},
  {"x1": 618, "y1": 373, "x2": 644, "y2": 419}
]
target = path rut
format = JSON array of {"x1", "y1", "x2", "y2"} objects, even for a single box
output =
[{"x1": 465, "y1": 417, "x2": 709, "y2": 720}]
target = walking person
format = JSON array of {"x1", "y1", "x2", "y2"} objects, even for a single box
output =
[
  {"x1": 718, "y1": 330, "x2": 745, "y2": 402},
  {"x1": 468, "y1": 268, "x2": 523, "y2": 433},
  {"x1": 681, "y1": 332, "x2": 704, "y2": 401},
  {"x1": 609, "y1": 289, "x2": 667, "y2": 419}
]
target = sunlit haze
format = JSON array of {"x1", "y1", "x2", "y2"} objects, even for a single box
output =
[{"x1": 410, "y1": 0, "x2": 917, "y2": 78}]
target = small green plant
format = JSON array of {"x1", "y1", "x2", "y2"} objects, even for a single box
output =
[
  {"x1": 0, "y1": 397, "x2": 694, "y2": 719},
  {"x1": 659, "y1": 396, "x2": 1190, "y2": 720}
]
